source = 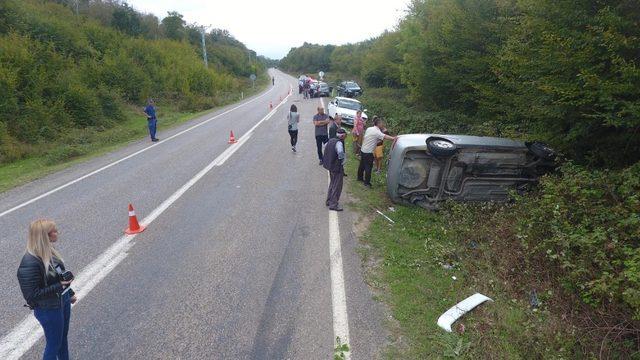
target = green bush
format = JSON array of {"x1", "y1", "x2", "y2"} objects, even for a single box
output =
[
  {"x1": 517, "y1": 162, "x2": 640, "y2": 317},
  {"x1": 0, "y1": 0, "x2": 261, "y2": 164},
  {"x1": 44, "y1": 144, "x2": 86, "y2": 165}
]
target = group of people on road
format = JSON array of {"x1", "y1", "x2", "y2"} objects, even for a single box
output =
[{"x1": 286, "y1": 103, "x2": 396, "y2": 211}]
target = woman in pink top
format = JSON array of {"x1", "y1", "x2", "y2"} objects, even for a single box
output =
[{"x1": 352, "y1": 110, "x2": 365, "y2": 156}]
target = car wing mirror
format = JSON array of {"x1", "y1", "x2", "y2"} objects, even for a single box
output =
[{"x1": 363, "y1": 109, "x2": 368, "y2": 112}]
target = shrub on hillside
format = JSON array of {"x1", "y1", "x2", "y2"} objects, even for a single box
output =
[
  {"x1": 517, "y1": 162, "x2": 640, "y2": 318},
  {"x1": 0, "y1": 0, "x2": 257, "y2": 164}
]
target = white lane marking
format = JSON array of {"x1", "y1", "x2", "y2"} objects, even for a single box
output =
[
  {"x1": 0, "y1": 81, "x2": 278, "y2": 219},
  {"x1": 0, "y1": 85, "x2": 293, "y2": 360},
  {"x1": 321, "y1": 98, "x2": 351, "y2": 359}
]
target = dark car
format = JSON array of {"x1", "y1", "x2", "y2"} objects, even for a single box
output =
[
  {"x1": 386, "y1": 134, "x2": 555, "y2": 210},
  {"x1": 313, "y1": 82, "x2": 331, "y2": 97},
  {"x1": 337, "y1": 81, "x2": 362, "y2": 98}
]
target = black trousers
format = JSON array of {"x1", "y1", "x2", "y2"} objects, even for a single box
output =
[
  {"x1": 315, "y1": 135, "x2": 328, "y2": 160},
  {"x1": 326, "y1": 169, "x2": 344, "y2": 208},
  {"x1": 357, "y1": 152, "x2": 375, "y2": 185},
  {"x1": 288, "y1": 130, "x2": 298, "y2": 146}
]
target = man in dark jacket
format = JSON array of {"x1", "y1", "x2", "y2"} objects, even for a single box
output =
[{"x1": 324, "y1": 128, "x2": 347, "y2": 211}]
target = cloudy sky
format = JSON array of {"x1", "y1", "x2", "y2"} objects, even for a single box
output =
[{"x1": 126, "y1": 0, "x2": 410, "y2": 59}]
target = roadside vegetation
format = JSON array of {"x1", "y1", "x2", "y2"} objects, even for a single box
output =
[
  {"x1": 282, "y1": 0, "x2": 640, "y2": 357},
  {"x1": 0, "y1": 0, "x2": 271, "y2": 190}
]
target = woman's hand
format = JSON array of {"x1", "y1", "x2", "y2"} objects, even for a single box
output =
[{"x1": 70, "y1": 295, "x2": 77, "y2": 304}]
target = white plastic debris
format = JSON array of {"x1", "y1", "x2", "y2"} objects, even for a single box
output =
[
  {"x1": 375, "y1": 209, "x2": 395, "y2": 224},
  {"x1": 437, "y1": 293, "x2": 493, "y2": 332}
]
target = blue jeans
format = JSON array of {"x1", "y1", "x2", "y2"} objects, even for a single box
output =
[
  {"x1": 315, "y1": 135, "x2": 328, "y2": 160},
  {"x1": 148, "y1": 118, "x2": 157, "y2": 140},
  {"x1": 34, "y1": 292, "x2": 71, "y2": 360}
]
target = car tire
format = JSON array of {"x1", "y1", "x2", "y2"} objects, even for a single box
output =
[
  {"x1": 526, "y1": 141, "x2": 555, "y2": 161},
  {"x1": 426, "y1": 137, "x2": 457, "y2": 157}
]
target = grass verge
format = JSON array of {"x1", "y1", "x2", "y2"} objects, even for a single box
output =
[
  {"x1": 0, "y1": 75, "x2": 269, "y2": 193},
  {"x1": 342, "y1": 136, "x2": 576, "y2": 359}
]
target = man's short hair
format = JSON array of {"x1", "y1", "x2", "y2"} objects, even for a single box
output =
[{"x1": 373, "y1": 117, "x2": 383, "y2": 127}]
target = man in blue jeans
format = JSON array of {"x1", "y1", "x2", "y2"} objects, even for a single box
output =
[{"x1": 143, "y1": 99, "x2": 159, "y2": 142}]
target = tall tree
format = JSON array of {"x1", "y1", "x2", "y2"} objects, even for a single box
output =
[
  {"x1": 161, "y1": 11, "x2": 185, "y2": 41},
  {"x1": 111, "y1": 2, "x2": 142, "y2": 36}
]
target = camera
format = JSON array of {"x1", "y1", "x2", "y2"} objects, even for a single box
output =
[{"x1": 60, "y1": 270, "x2": 74, "y2": 282}]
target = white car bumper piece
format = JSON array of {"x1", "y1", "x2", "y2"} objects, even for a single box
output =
[{"x1": 437, "y1": 293, "x2": 493, "y2": 332}]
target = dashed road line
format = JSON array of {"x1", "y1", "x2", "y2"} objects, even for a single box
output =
[
  {"x1": 0, "y1": 85, "x2": 293, "y2": 360},
  {"x1": 0, "y1": 81, "x2": 278, "y2": 219}
]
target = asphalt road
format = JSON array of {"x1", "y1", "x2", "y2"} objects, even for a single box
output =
[{"x1": 0, "y1": 70, "x2": 387, "y2": 359}]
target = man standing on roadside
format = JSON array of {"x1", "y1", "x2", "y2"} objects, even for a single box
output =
[
  {"x1": 324, "y1": 128, "x2": 347, "y2": 211},
  {"x1": 313, "y1": 106, "x2": 330, "y2": 165},
  {"x1": 358, "y1": 117, "x2": 396, "y2": 187},
  {"x1": 143, "y1": 99, "x2": 159, "y2": 142}
]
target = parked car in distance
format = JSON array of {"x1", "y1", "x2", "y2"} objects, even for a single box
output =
[
  {"x1": 337, "y1": 81, "x2": 362, "y2": 98},
  {"x1": 386, "y1": 134, "x2": 555, "y2": 210},
  {"x1": 327, "y1": 97, "x2": 368, "y2": 126},
  {"x1": 313, "y1": 82, "x2": 331, "y2": 97}
]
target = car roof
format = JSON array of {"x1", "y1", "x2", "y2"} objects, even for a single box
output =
[
  {"x1": 335, "y1": 96, "x2": 361, "y2": 103},
  {"x1": 397, "y1": 134, "x2": 526, "y2": 149}
]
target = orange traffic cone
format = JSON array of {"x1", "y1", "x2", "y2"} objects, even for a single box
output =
[
  {"x1": 125, "y1": 203, "x2": 146, "y2": 235},
  {"x1": 228, "y1": 130, "x2": 238, "y2": 144}
]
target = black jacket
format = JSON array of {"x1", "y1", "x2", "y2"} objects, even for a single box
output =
[
  {"x1": 16, "y1": 253, "x2": 74, "y2": 309},
  {"x1": 323, "y1": 138, "x2": 344, "y2": 173}
]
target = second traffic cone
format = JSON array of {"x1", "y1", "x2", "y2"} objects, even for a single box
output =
[
  {"x1": 228, "y1": 130, "x2": 238, "y2": 144},
  {"x1": 125, "y1": 203, "x2": 146, "y2": 235}
]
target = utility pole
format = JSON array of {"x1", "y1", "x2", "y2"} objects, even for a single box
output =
[{"x1": 199, "y1": 26, "x2": 209, "y2": 68}]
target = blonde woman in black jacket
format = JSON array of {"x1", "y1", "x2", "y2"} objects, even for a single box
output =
[{"x1": 17, "y1": 220, "x2": 76, "y2": 360}]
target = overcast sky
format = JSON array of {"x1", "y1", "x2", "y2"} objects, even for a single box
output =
[{"x1": 126, "y1": 0, "x2": 410, "y2": 59}]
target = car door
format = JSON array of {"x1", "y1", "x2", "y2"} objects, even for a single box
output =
[{"x1": 328, "y1": 98, "x2": 337, "y2": 118}]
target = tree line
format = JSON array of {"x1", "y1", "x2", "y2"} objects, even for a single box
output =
[
  {"x1": 279, "y1": 0, "x2": 640, "y2": 169},
  {"x1": 0, "y1": 0, "x2": 269, "y2": 163}
]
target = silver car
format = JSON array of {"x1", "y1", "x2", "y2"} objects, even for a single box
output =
[{"x1": 386, "y1": 134, "x2": 555, "y2": 209}]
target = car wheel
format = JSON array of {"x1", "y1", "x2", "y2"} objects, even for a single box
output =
[
  {"x1": 526, "y1": 141, "x2": 555, "y2": 161},
  {"x1": 426, "y1": 137, "x2": 457, "y2": 157}
]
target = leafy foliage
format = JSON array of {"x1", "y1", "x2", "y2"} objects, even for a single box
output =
[
  {"x1": 0, "y1": 0, "x2": 268, "y2": 163},
  {"x1": 280, "y1": 0, "x2": 640, "y2": 168},
  {"x1": 517, "y1": 163, "x2": 640, "y2": 318}
]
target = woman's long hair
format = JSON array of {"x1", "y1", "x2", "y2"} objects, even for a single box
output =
[
  {"x1": 27, "y1": 219, "x2": 62, "y2": 274},
  {"x1": 290, "y1": 104, "x2": 297, "y2": 113}
]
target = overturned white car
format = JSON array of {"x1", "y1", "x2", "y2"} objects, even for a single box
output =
[{"x1": 386, "y1": 134, "x2": 556, "y2": 209}]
